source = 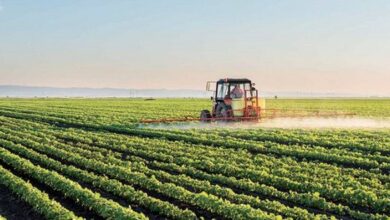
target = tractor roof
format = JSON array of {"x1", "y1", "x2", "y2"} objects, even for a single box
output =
[{"x1": 217, "y1": 78, "x2": 252, "y2": 83}]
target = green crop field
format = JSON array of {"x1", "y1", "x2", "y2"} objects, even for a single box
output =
[{"x1": 0, "y1": 98, "x2": 389, "y2": 220}]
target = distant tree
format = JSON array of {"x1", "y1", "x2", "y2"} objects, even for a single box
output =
[{"x1": 274, "y1": 95, "x2": 278, "y2": 100}]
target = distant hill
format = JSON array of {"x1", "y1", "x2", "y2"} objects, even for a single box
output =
[
  {"x1": 0, "y1": 85, "x2": 386, "y2": 98},
  {"x1": 0, "y1": 85, "x2": 210, "y2": 98}
]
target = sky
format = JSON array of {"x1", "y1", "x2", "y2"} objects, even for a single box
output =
[{"x1": 0, "y1": 0, "x2": 390, "y2": 96}]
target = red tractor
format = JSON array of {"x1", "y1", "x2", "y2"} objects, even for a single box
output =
[{"x1": 200, "y1": 78, "x2": 261, "y2": 122}]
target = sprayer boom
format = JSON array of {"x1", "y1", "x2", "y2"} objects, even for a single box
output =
[{"x1": 140, "y1": 108, "x2": 356, "y2": 124}]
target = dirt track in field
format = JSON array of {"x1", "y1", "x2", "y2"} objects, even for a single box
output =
[{"x1": 0, "y1": 186, "x2": 43, "y2": 220}]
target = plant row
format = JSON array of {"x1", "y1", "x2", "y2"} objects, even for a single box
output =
[
  {"x1": 2, "y1": 124, "x2": 387, "y2": 220},
  {"x1": 0, "y1": 164, "x2": 80, "y2": 220},
  {"x1": 0, "y1": 144, "x2": 146, "y2": 220},
  {"x1": 0, "y1": 136, "x2": 197, "y2": 220},
  {"x1": 0, "y1": 130, "x2": 278, "y2": 220}
]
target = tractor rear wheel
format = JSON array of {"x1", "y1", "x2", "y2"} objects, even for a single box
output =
[
  {"x1": 216, "y1": 103, "x2": 233, "y2": 121},
  {"x1": 200, "y1": 110, "x2": 211, "y2": 122}
]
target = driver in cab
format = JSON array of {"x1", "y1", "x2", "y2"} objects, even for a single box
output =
[{"x1": 230, "y1": 85, "x2": 244, "y2": 99}]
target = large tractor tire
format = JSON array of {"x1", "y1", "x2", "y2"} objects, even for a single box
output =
[
  {"x1": 216, "y1": 103, "x2": 233, "y2": 121},
  {"x1": 200, "y1": 110, "x2": 212, "y2": 123}
]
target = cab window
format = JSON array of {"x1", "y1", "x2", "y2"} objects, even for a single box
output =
[{"x1": 216, "y1": 83, "x2": 228, "y2": 99}]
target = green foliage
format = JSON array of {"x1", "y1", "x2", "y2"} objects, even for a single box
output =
[
  {"x1": 0, "y1": 98, "x2": 389, "y2": 219},
  {"x1": 0, "y1": 144, "x2": 146, "y2": 220}
]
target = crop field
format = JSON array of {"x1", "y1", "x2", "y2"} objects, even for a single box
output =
[{"x1": 0, "y1": 98, "x2": 389, "y2": 220}]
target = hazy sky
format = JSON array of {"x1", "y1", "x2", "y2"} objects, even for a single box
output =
[{"x1": 1, "y1": 1, "x2": 390, "y2": 95}]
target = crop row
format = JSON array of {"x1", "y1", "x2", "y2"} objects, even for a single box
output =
[
  {"x1": 0, "y1": 164, "x2": 80, "y2": 219},
  {"x1": 1, "y1": 115, "x2": 388, "y2": 217},
  {"x1": 0, "y1": 125, "x2": 341, "y2": 219},
  {"x1": 0, "y1": 144, "x2": 146, "y2": 220},
  {"x1": 46, "y1": 128, "x2": 390, "y2": 215},
  {"x1": 0, "y1": 136, "x2": 197, "y2": 219},
  {"x1": 42, "y1": 133, "x2": 330, "y2": 219},
  {"x1": 197, "y1": 128, "x2": 390, "y2": 155},
  {"x1": 171, "y1": 129, "x2": 390, "y2": 163},
  {"x1": 52, "y1": 122, "x2": 390, "y2": 189},
  {"x1": 0, "y1": 117, "x2": 386, "y2": 216},
  {"x1": 2, "y1": 115, "x2": 386, "y2": 203},
  {"x1": 127, "y1": 128, "x2": 390, "y2": 172},
  {"x1": 0, "y1": 121, "x2": 386, "y2": 219},
  {"x1": 1, "y1": 115, "x2": 365, "y2": 189},
  {"x1": 0, "y1": 130, "x2": 279, "y2": 220},
  {"x1": 61, "y1": 124, "x2": 390, "y2": 207},
  {"x1": 4, "y1": 115, "x2": 385, "y2": 192},
  {"x1": 54, "y1": 133, "x2": 388, "y2": 217},
  {"x1": 0, "y1": 101, "x2": 196, "y2": 125},
  {"x1": 0, "y1": 132, "x2": 299, "y2": 219},
  {"x1": 2, "y1": 107, "x2": 389, "y2": 174}
]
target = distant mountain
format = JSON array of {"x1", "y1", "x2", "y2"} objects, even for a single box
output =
[{"x1": 0, "y1": 85, "x2": 386, "y2": 98}]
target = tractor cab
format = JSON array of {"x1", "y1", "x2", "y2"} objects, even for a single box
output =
[{"x1": 201, "y1": 78, "x2": 261, "y2": 122}]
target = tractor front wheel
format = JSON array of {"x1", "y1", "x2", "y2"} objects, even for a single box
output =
[{"x1": 200, "y1": 110, "x2": 211, "y2": 122}]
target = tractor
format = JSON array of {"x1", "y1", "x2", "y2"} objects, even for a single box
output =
[
  {"x1": 139, "y1": 78, "x2": 356, "y2": 124},
  {"x1": 200, "y1": 78, "x2": 262, "y2": 122},
  {"x1": 139, "y1": 78, "x2": 353, "y2": 124}
]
